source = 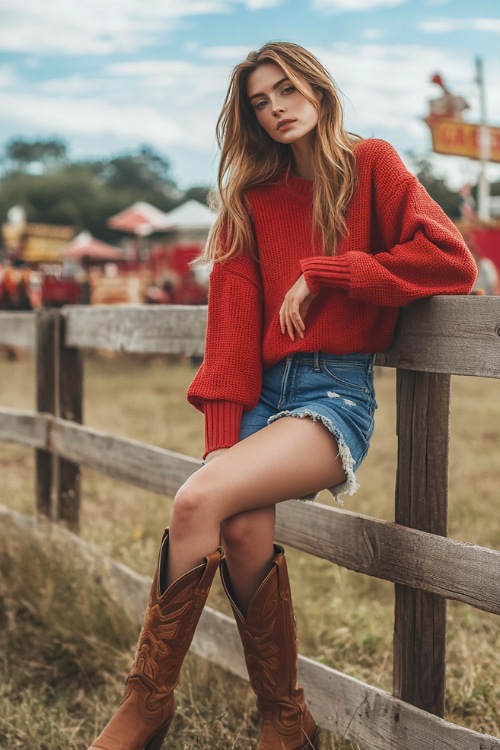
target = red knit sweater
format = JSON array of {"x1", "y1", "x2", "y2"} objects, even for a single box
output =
[{"x1": 187, "y1": 138, "x2": 477, "y2": 458}]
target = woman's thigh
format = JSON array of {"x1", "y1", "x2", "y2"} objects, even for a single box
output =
[{"x1": 185, "y1": 415, "x2": 345, "y2": 523}]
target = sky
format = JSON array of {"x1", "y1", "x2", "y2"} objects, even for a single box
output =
[{"x1": 0, "y1": 0, "x2": 499, "y2": 191}]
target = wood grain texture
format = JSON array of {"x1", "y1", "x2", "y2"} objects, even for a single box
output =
[
  {"x1": 55, "y1": 313, "x2": 83, "y2": 530},
  {"x1": 0, "y1": 408, "x2": 49, "y2": 447},
  {"x1": 275, "y1": 500, "x2": 500, "y2": 615},
  {"x1": 35, "y1": 310, "x2": 56, "y2": 519},
  {"x1": 50, "y1": 418, "x2": 200, "y2": 497},
  {"x1": 377, "y1": 295, "x2": 500, "y2": 377},
  {"x1": 393, "y1": 370, "x2": 450, "y2": 715},
  {"x1": 2, "y1": 297, "x2": 500, "y2": 376},
  {"x1": 63, "y1": 304, "x2": 207, "y2": 355},
  {"x1": 0, "y1": 312, "x2": 35, "y2": 349}
]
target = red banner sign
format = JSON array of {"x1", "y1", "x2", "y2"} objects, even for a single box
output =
[{"x1": 428, "y1": 119, "x2": 500, "y2": 163}]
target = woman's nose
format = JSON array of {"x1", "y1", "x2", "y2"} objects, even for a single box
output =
[{"x1": 272, "y1": 102, "x2": 285, "y2": 116}]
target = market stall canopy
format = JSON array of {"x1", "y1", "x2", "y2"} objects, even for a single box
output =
[
  {"x1": 62, "y1": 231, "x2": 123, "y2": 260},
  {"x1": 163, "y1": 200, "x2": 215, "y2": 231},
  {"x1": 107, "y1": 201, "x2": 171, "y2": 236}
]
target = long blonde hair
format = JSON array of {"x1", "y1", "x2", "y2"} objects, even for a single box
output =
[{"x1": 203, "y1": 41, "x2": 360, "y2": 262}]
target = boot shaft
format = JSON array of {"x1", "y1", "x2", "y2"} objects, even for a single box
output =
[
  {"x1": 221, "y1": 546, "x2": 299, "y2": 698},
  {"x1": 88, "y1": 530, "x2": 223, "y2": 749},
  {"x1": 220, "y1": 546, "x2": 318, "y2": 750},
  {"x1": 131, "y1": 530, "x2": 222, "y2": 689}
]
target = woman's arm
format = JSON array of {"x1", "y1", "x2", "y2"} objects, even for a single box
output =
[
  {"x1": 300, "y1": 142, "x2": 477, "y2": 307},
  {"x1": 187, "y1": 254, "x2": 263, "y2": 458}
]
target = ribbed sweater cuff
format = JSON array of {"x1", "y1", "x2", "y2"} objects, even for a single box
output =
[
  {"x1": 300, "y1": 256, "x2": 352, "y2": 295},
  {"x1": 203, "y1": 401, "x2": 244, "y2": 459}
]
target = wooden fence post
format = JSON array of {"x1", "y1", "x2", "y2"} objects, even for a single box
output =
[
  {"x1": 393, "y1": 369, "x2": 450, "y2": 716},
  {"x1": 35, "y1": 309, "x2": 57, "y2": 518},
  {"x1": 55, "y1": 311, "x2": 83, "y2": 531}
]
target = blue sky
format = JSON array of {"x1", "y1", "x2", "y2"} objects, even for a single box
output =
[{"x1": 0, "y1": 0, "x2": 499, "y2": 189}]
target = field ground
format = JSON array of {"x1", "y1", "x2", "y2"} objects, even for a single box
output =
[{"x1": 0, "y1": 350, "x2": 499, "y2": 748}]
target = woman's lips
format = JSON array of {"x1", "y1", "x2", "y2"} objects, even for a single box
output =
[{"x1": 277, "y1": 119, "x2": 295, "y2": 131}]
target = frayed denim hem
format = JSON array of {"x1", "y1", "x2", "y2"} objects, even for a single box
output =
[{"x1": 268, "y1": 409, "x2": 360, "y2": 505}]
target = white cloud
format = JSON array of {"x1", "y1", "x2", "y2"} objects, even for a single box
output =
[
  {"x1": 0, "y1": 91, "x2": 184, "y2": 144},
  {"x1": 313, "y1": 0, "x2": 406, "y2": 12},
  {"x1": 419, "y1": 18, "x2": 500, "y2": 34},
  {"x1": 201, "y1": 46, "x2": 254, "y2": 60},
  {"x1": 244, "y1": 0, "x2": 282, "y2": 7},
  {"x1": 360, "y1": 28, "x2": 385, "y2": 40},
  {"x1": 0, "y1": 57, "x2": 230, "y2": 159},
  {"x1": 313, "y1": 43, "x2": 473, "y2": 135},
  {"x1": 0, "y1": 0, "x2": 268, "y2": 56},
  {"x1": 0, "y1": 64, "x2": 17, "y2": 88}
]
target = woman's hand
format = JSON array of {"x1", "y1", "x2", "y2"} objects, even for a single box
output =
[
  {"x1": 279, "y1": 274, "x2": 314, "y2": 341},
  {"x1": 204, "y1": 448, "x2": 229, "y2": 463}
]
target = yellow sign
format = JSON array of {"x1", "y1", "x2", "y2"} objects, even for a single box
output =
[
  {"x1": 428, "y1": 119, "x2": 500, "y2": 163},
  {"x1": 24, "y1": 235, "x2": 68, "y2": 263},
  {"x1": 1, "y1": 222, "x2": 75, "y2": 263}
]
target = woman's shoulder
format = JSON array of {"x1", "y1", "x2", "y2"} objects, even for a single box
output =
[
  {"x1": 354, "y1": 138, "x2": 411, "y2": 183},
  {"x1": 354, "y1": 137, "x2": 404, "y2": 165}
]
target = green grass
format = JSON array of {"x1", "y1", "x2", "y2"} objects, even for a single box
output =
[{"x1": 0, "y1": 349, "x2": 499, "y2": 747}]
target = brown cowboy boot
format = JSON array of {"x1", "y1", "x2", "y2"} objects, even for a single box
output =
[
  {"x1": 221, "y1": 545, "x2": 319, "y2": 750},
  {"x1": 88, "y1": 529, "x2": 222, "y2": 750}
]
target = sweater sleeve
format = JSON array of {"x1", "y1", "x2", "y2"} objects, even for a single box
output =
[
  {"x1": 187, "y1": 252, "x2": 263, "y2": 458},
  {"x1": 300, "y1": 144, "x2": 477, "y2": 307}
]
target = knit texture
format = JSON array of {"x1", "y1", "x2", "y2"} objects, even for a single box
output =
[{"x1": 188, "y1": 138, "x2": 477, "y2": 457}]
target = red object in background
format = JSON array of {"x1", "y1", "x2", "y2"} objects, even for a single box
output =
[
  {"x1": 170, "y1": 270, "x2": 206, "y2": 305},
  {"x1": 169, "y1": 244, "x2": 202, "y2": 275},
  {"x1": 107, "y1": 202, "x2": 171, "y2": 235},
  {"x1": 62, "y1": 232, "x2": 122, "y2": 261},
  {"x1": 150, "y1": 243, "x2": 203, "y2": 278},
  {"x1": 466, "y1": 226, "x2": 500, "y2": 271},
  {"x1": 41, "y1": 274, "x2": 82, "y2": 307}
]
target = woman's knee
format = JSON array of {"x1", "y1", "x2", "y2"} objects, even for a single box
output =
[
  {"x1": 221, "y1": 512, "x2": 270, "y2": 554},
  {"x1": 171, "y1": 477, "x2": 210, "y2": 532}
]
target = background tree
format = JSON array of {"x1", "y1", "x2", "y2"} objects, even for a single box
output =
[
  {"x1": 406, "y1": 151, "x2": 462, "y2": 218},
  {"x1": 5, "y1": 138, "x2": 68, "y2": 174},
  {"x1": 95, "y1": 145, "x2": 178, "y2": 196},
  {"x1": 184, "y1": 186, "x2": 211, "y2": 206},
  {"x1": 0, "y1": 143, "x2": 211, "y2": 241}
]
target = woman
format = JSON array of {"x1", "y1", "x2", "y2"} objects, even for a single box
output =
[{"x1": 88, "y1": 42, "x2": 476, "y2": 750}]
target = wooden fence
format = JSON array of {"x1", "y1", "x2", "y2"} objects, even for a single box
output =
[{"x1": 1, "y1": 299, "x2": 500, "y2": 750}]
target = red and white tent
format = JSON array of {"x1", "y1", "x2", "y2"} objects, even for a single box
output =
[
  {"x1": 162, "y1": 200, "x2": 215, "y2": 231},
  {"x1": 107, "y1": 200, "x2": 215, "y2": 236},
  {"x1": 107, "y1": 201, "x2": 171, "y2": 236},
  {"x1": 62, "y1": 231, "x2": 123, "y2": 261}
]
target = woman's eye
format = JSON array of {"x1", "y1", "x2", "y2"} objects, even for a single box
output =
[
  {"x1": 255, "y1": 100, "x2": 267, "y2": 110},
  {"x1": 282, "y1": 85, "x2": 295, "y2": 95}
]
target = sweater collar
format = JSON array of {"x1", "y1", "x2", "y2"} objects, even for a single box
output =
[{"x1": 279, "y1": 167, "x2": 314, "y2": 197}]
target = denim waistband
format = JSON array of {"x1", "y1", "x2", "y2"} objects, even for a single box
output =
[{"x1": 286, "y1": 351, "x2": 374, "y2": 368}]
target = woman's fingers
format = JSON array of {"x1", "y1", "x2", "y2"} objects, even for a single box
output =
[
  {"x1": 279, "y1": 274, "x2": 313, "y2": 341},
  {"x1": 291, "y1": 309, "x2": 305, "y2": 337},
  {"x1": 279, "y1": 302, "x2": 303, "y2": 340}
]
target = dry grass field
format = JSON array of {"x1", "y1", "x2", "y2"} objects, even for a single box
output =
[{"x1": 0, "y1": 349, "x2": 499, "y2": 749}]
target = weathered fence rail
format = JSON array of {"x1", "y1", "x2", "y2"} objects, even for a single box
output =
[{"x1": 1, "y1": 298, "x2": 500, "y2": 750}]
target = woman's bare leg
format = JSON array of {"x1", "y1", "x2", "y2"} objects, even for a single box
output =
[
  {"x1": 220, "y1": 506, "x2": 276, "y2": 614},
  {"x1": 167, "y1": 415, "x2": 346, "y2": 585}
]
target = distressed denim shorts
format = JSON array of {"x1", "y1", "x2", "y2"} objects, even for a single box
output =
[{"x1": 239, "y1": 352, "x2": 377, "y2": 503}]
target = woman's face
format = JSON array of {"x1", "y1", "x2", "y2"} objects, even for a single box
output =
[{"x1": 246, "y1": 62, "x2": 320, "y2": 146}]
